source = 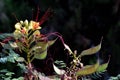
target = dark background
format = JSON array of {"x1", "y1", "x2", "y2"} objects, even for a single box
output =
[{"x1": 0, "y1": 0, "x2": 120, "y2": 78}]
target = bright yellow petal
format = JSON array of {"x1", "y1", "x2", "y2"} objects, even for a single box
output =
[
  {"x1": 20, "y1": 21, "x2": 23, "y2": 24},
  {"x1": 15, "y1": 23, "x2": 21, "y2": 30},
  {"x1": 28, "y1": 21, "x2": 34, "y2": 30},
  {"x1": 24, "y1": 20, "x2": 28, "y2": 27}
]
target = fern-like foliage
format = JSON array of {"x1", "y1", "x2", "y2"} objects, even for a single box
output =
[
  {"x1": 0, "y1": 55, "x2": 7, "y2": 63},
  {"x1": 0, "y1": 49, "x2": 19, "y2": 63},
  {"x1": 0, "y1": 69, "x2": 24, "y2": 80},
  {"x1": 0, "y1": 33, "x2": 13, "y2": 40},
  {"x1": 109, "y1": 74, "x2": 120, "y2": 80},
  {"x1": 86, "y1": 70, "x2": 106, "y2": 79},
  {"x1": 0, "y1": 49, "x2": 26, "y2": 79},
  {"x1": 54, "y1": 60, "x2": 66, "y2": 69},
  {"x1": 0, "y1": 69, "x2": 14, "y2": 80}
]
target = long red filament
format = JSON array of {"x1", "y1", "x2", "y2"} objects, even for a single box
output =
[
  {"x1": 35, "y1": 6, "x2": 40, "y2": 22},
  {"x1": 39, "y1": 8, "x2": 52, "y2": 26}
]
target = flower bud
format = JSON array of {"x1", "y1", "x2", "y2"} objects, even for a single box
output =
[
  {"x1": 24, "y1": 20, "x2": 28, "y2": 27},
  {"x1": 15, "y1": 23, "x2": 21, "y2": 30}
]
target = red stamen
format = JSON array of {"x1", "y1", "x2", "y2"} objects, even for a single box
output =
[
  {"x1": 33, "y1": 22, "x2": 39, "y2": 29},
  {"x1": 35, "y1": 6, "x2": 40, "y2": 22},
  {"x1": 39, "y1": 8, "x2": 52, "y2": 26}
]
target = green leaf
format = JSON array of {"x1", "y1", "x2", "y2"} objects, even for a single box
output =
[
  {"x1": 7, "y1": 49, "x2": 19, "y2": 63},
  {"x1": 0, "y1": 33, "x2": 13, "y2": 40},
  {"x1": 12, "y1": 77, "x2": 24, "y2": 80},
  {"x1": 33, "y1": 30, "x2": 40, "y2": 35},
  {"x1": 0, "y1": 41, "x2": 18, "y2": 49},
  {"x1": 0, "y1": 69, "x2": 15, "y2": 80},
  {"x1": 0, "y1": 69, "x2": 8, "y2": 73},
  {"x1": 9, "y1": 42, "x2": 18, "y2": 48},
  {"x1": 96, "y1": 63, "x2": 108, "y2": 72},
  {"x1": 35, "y1": 39, "x2": 57, "y2": 59},
  {"x1": 38, "y1": 73, "x2": 57, "y2": 80},
  {"x1": 96, "y1": 56, "x2": 110, "y2": 72},
  {"x1": 53, "y1": 64, "x2": 65, "y2": 75},
  {"x1": 0, "y1": 42, "x2": 12, "y2": 49},
  {"x1": 64, "y1": 43, "x2": 73, "y2": 55},
  {"x1": 16, "y1": 57, "x2": 25, "y2": 62},
  {"x1": 34, "y1": 42, "x2": 48, "y2": 60},
  {"x1": 34, "y1": 50, "x2": 47, "y2": 60},
  {"x1": 76, "y1": 60, "x2": 99, "y2": 76},
  {"x1": 17, "y1": 63, "x2": 26, "y2": 72},
  {"x1": 54, "y1": 60, "x2": 66, "y2": 68},
  {"x1": 31, "y1": 38, "x2": 56, "y2": 60},
  {"x1": 0, "y1": 57, "x2": 8, "y2": 63},
  {"x1": 48, "y1": 38, "x2": 57, "y2": 46},
  {"x1": 79, "y1": 42, "x2": 102, "y2": 57},
  {"x1": 5, "y1": 72, "x2": 14, "y2": 76}
]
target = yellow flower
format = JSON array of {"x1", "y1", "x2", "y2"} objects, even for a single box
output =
[
  {"x1": 14, "y1": 20, "x2": 28, "y2": 33},
  {"x1": 24, "y1": 20, "x2": 28, "y2": 28},
  {"x1": 15, "y1": 23, "x2": 21, "y2": 30},
  {"x1": 20, "y1": 27, "x2": 27, "y2": 34},
  {"x1": 20, "y1": 21, "x2": 23, "y2": 24},
  {"x1": 13, "y1": 20, "x2": 41, "y2": 39},
  {"x1": 29, "y1": 21, "x2": 41, "y2": 30}
]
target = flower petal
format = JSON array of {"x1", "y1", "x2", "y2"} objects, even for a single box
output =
[{"x1": 15, "y1": 23, "x2": 21, "y2": 30}]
